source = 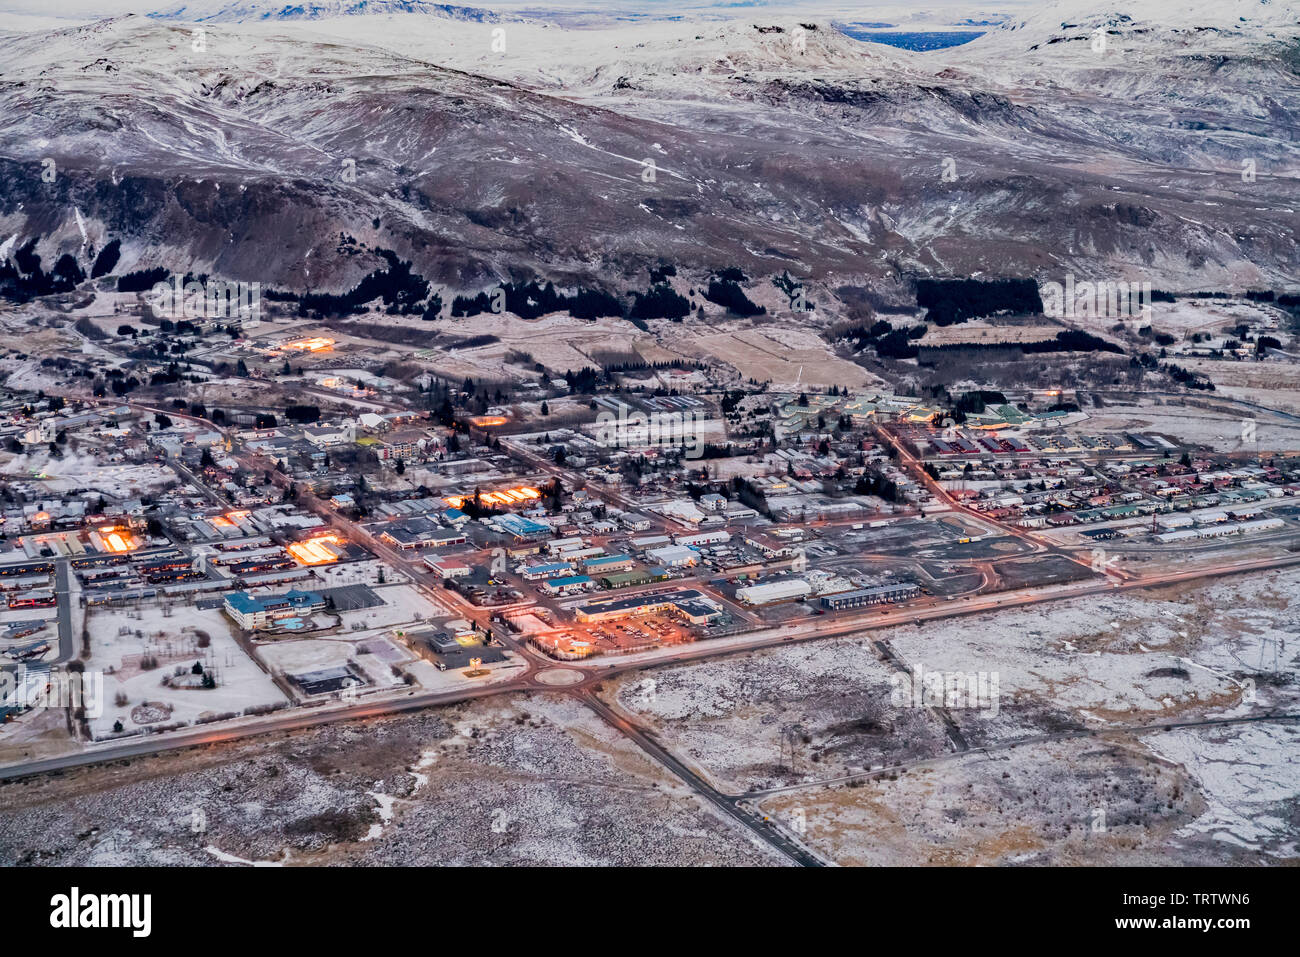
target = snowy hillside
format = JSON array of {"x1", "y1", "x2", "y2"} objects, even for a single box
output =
[
  {"x1": 0, "y1": 1, "x2": 1296, "y2": 304},
  {"x1": 149, "y1": 1, "x2": 509, "y2": 24}
]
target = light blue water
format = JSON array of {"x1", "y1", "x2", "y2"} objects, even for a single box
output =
[{"x1": 840, "y1": 29, "x2": 985, "y2": 51}]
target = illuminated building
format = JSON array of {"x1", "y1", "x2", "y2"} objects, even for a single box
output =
[
  {"x1": 445, "y1": 486, "x2": 542, "y2": 510},
  {"x1": 94, "y1": 525, "x2": 140, "y2": 554},
  {"x1": 281, "y1": 336, "x2": 335, "y2": 353},
  {"x1": 287, "y1": 532, "x2": 347, "y2": 566}
]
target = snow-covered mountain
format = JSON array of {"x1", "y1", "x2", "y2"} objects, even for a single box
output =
[
  {"x1": 0, "y1": 2, "x2": 1295, "y2": 305},
  {"x1": 148, "y1": 1, "x2": 509, "y2": 24}
]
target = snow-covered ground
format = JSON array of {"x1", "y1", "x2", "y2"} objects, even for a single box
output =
[
  {"x1": 606, "y1": 567, "x2": 1300, "y2": 794},
  {"x1": 84, "y1": 603, "x2": 287, "y2": 739},
  {"x1": 1147, "y1": 721, "x2": 1300, "y2": 857},
  {"x1": 0, "y1": 693, "x2": 786, "y2": 866}
]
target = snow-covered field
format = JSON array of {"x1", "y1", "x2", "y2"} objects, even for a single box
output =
[
  {"x1": 1147, "y1": 722, "x2": 1300, "y2": 857},
  {"x1": 0, "y1": 451, "x2": 177, "y2": 498},
  {"x1": 605, "y1": 639, "x2": 953, "y2": 793},
  {"x1": 0, "y1": 693, "x2": 784, "y2": 866},
  {"x1": 255, "y1": 635, "x2": 403, "y2": 690},
  {"x1": 1084, "y1": 405, "x2": 1300, "y2": 451},
  {"x1": 604, "y1": 568, "x2": 1300, "y2": 797},
  {"x1": 84, "y1": 603, "x2": 287, "y2": 739}
]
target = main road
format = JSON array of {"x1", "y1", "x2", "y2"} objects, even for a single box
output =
[{"x1": 5, "y1": 547, "x2": 1299, "y2": 784}]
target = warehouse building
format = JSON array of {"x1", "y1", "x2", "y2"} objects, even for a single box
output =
[
  {"x1": 519, "y1": 561, "x2": 575, "y2": 580},
  {"x1": 424, "y1": 556, "x2": 472, "y2": 579},
  {"x1": 744, "y1": 534, "x2": 801, "y2": 560},
  {"x1": 645, "y1": 544, "x2": 701, "y2": 567},
  {"x1": 674, "y1": 529, "x2": 731, "y2": 548},
  {"x1": 582, "y1": 554, "x2": 636, "y2": 574},
  {"x1": 736, "y1": 578, "x2": 812, "y2": 606},
  {"x1": 546, "y1": 537, "x2": 586, "y2": 555},
  {"x1": 599, "y1": 568, "x2": 669, "y2": 589},
  {"x1": 494, "y1": 513, "x2": 552, "y2": 540},
  {"x1": 575, "y1": 588, "x2": 723, "y2": 625},
  {"x1": 820, "y1": 582, "x2": 921, "y2": 610},
  {"x1": 540, "y1": 574, "x2": 594, "y2": 596},
  {"x1": 379, "y1": 517, "x2": 466, "y2": 550}
]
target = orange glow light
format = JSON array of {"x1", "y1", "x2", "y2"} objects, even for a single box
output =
[
  {"x1": 98, "y1": 525, "x2": 140, "y2": 553},
  {"x1": 444, "y1": 485, "x2": 540, "y2": 510},
  {"x1": 282, "y1": 336, "x2": 335, "y2": 353},
  {"x1": 287, "y1": 532, "x2": 346, "y2": 566}
]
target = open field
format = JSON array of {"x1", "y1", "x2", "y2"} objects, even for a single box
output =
[
  {"x1": 0, "y1": 694, "x2": 784, "y2": 866},
  {"x1": 598, "y1": 568, "x2": 1300, "y2": 841},
  {"x1": 757, "y1": 723, "x2": 1299, "y2": 866},
  {"x1": 1083, "y1": 405, "x2": 1300, "y2": 450},
  {"x1": 918, "y1": 322, "x2": 1064, "y2": 346},
  {"x1": 83, "y1": 604, "x2": 287, "y2": 740},
  {"x1": 682, "y1": 325, "x2": 883, "y2": 389}
]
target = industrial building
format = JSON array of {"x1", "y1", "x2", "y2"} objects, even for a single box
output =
[
  {"x1": 735, "y1": 578, "x2": 812, "y2": 606},
  {"x1": 674, "y1": 529, "x2": 731, "y2": 548},
  {"x1": 582, "y1": 554, "x2": 636, "y2": 574},
  {"x1": 493, "y1": 513, "x2": 552, "y2": 540},
  {"x1": 379, "y1": 516, "x2": 466, "y2": 550},
  {"x1": 744, "y1": 534, "x2": 801, "y2": 560},
  {"x1": 575, "y1": 588, "x2": 723, "y2": 625},
  {"x1": 645, "y1": 544, "x2": 701, "y2": 567},
  {"x1": 820, "y1": 582, "x2": 921, "y2": 610},
  {"x1": 540, "y1": 574, "x2": 594, "y2": 596},
  {"x1": 599, "y1": 568, "x2": 668, "y2": 589},
  {"x1": 520, "y1": 561, "x2": 575, "y2": 580},
  {"x1": 424, "y1": 556, "x2": 472, "y2": 579},
  {"x1": 546, "y1": 537, "x2": 586, "y2": 555}
]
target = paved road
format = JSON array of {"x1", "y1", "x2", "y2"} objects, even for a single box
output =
[
  {"x1": 6, "y1": 548, "x2": 1300, "y2": 782},
  {"x1": 0, "y1": 680, "x2": 524, "y2": 782},
  {"x1": 167, "y1": 454, "x2": 228, "y2": 508},
  {"x1": 577, "y1": 693, "x2": 826, "y2": 867},
  {"x1": 51, "y1": 559, "x2": 75, "y2": 665}
]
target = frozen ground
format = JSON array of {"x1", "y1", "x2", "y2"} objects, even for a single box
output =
[
  {"x1": 753, "y1": 713, "x2": 1300, "y2": 866},
  {"x1": 601, "y1": 569, "x2": 1300, "y2": 798},
  {"x1": 601, "y1": 640, "x2": 954, "y2": 793},
  {"x1": 888, "y1": 570, "x2": 1300, "y2": 743},
  {"x1": 756, "y1": 725, "x2": 1298, "y2": 866},
  {"x1": 255, "y1": 635, "x2": 405, "y2": 691},
  {"x1": 1145, "y1": 722, "x2": 1300, "y2": 857},
  {"x1": 0, "y1": 451, "x2": 177, "y2": 498},
  {"x1": 0, "y1": 694, "x2": 785, "y2": 866},
  {"x1": 3, "y1": 568, "x2": 1294, "y2": 866}
]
